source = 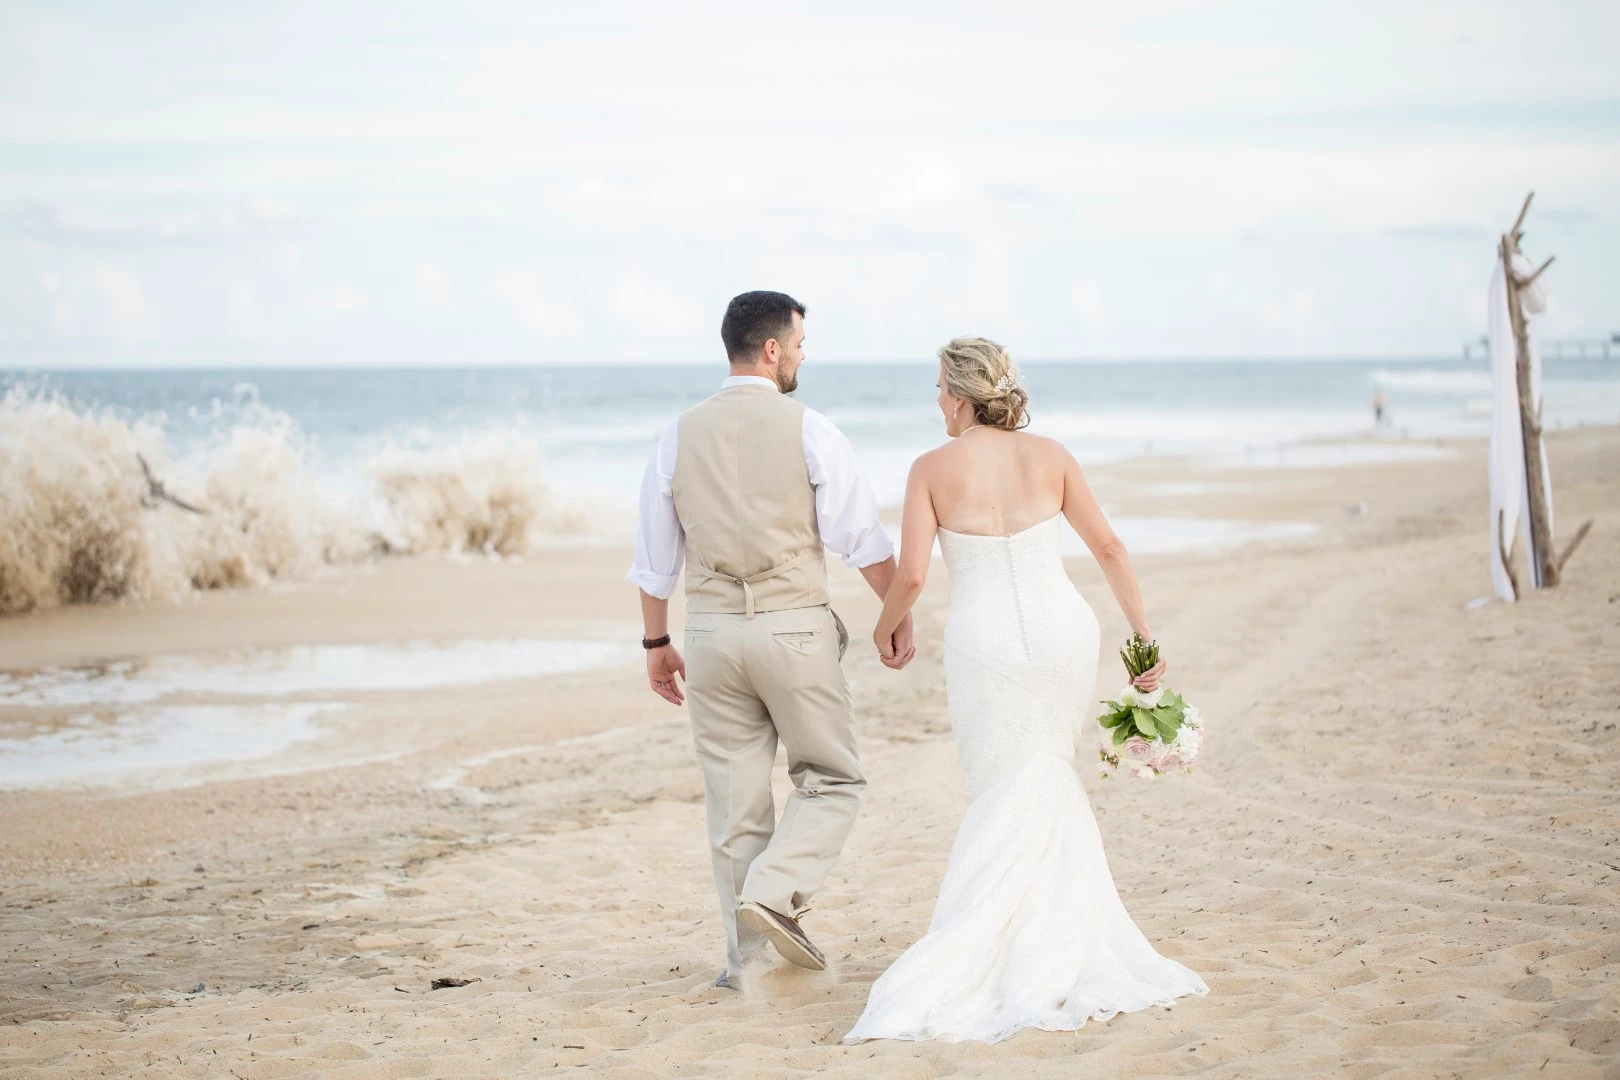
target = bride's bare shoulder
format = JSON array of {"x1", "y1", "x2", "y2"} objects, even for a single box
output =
[
  {"x1": 1014, "y1": 431, "x2": 1077, "y2": 464},
  {"x1": 910, "y1": 441, "x2": 957, "y2": 477},
  {"x1": 912, "y1": 438, "x2": 992, "y2": 489}
]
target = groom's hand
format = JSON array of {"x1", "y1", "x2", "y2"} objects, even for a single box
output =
[
  {"x1": 874, "y1": 615, "x2": 916, "y2": 670},
  {"x1": 646, "y1": 645, "x2": 686, "y2": 706}
]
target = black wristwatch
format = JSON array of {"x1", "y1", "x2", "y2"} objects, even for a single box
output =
[{"x1": 642, "y1": 634, "x2": 671, "y2": 650}]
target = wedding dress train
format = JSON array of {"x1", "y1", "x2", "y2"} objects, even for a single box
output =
[{"x1": 844, "y1": 514, "x2": 1208, "y2": 1044}]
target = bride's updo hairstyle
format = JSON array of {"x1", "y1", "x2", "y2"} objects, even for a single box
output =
[{"x1": 938, "y1": 337, "x2": 1030, "y2": 431}]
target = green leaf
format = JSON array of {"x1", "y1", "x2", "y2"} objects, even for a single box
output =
[
  {"x1": 1112, "y1": 724, "x2": 1132, "y2": 745},
  {"x1": 1131, "y1": 707, "x2": 1158, "y2": 737},
  {"x1": 1151, "y1": 704, "x2": 1183, "y2": 725}
]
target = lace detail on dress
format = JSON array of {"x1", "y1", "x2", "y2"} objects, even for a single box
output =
[
  {"x1": 938, "y1": 516, "x2": 1098, "y2": 799},
  {"x1": 843, "y1": 515, "x2": 1209, "y2": 1045}
]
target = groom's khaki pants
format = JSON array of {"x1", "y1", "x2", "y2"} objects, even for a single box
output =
[{"x1": 683, "y1": 603, "x2": 864, "y2": 975}]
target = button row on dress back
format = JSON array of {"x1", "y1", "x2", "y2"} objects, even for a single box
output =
[{"x1": 1004, "y1": 533, "x2": 1034, "y2": 663}]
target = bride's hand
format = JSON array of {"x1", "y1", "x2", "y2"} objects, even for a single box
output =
[
  {"x1": 890, "y1": 613, "x2": 917, "y2": 669},
  {"x1": 874, "y1": 625, "x2": 896, "y2": 664},
  {"x1": 1132, "y1": 657, "x2": 1167, "y2": 693},
  {"x1": 874, "y1": 617, "x2": 914, "y2": 670}
]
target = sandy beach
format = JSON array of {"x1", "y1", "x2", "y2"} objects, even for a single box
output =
[{"x1": 1, "y1": 425, "x2": 1616, "y2": 1079}]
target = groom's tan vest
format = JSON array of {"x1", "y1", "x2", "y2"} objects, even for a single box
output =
[{"x1": 672, "y1": 383, "x2": 829, "y2": 616}]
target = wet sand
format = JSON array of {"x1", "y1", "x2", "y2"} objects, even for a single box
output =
[{"x1": 1, "y1": 427, "x2": 1617, "y2": 1078}]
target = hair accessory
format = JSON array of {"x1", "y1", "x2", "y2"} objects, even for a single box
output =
[{"x1": 994, "y1": 360, "x2": 1021, "y2": 393}]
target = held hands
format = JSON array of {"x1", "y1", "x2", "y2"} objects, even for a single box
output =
[
  {"x1": 874, "y1": 613, "x2": 917, "y2": 670},
  {"x1": 646, "y1": 644, "x2": 686, "y2": 706}
]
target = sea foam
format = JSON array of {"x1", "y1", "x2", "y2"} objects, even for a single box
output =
[{"x1": 0, "y1": 388, "x2": 584, "y2": 615}]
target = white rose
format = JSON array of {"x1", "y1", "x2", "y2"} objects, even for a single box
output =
[
  {"x1": 1115, "y1": 685, "x2": 1137, "y2": 707},
  {"x1": 1181, "y1": 705, "x2": 1202, "y2": 728},
  {"x1": 1173, "y1": 728, "x2": 1201, "y2": 762},
  {"x1": 1133, "y1": 687, "x2": 1165, "y2": 709},
  {"x1": 1136, "y1": 765, "x2": 1156, "y2": 780}
]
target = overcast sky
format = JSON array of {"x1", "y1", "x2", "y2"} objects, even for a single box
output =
[{"x1": 3, "y1": 1, "x2": 1618, "y2": 367}]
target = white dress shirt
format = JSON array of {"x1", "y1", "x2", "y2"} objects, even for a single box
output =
[{"x1": 627, "y1": 376, "x2": 895, "y2": 599}]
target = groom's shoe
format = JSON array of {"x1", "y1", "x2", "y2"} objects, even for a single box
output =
[{"x1": 737, "y1": 901, "x2": 826, "y2": 971}]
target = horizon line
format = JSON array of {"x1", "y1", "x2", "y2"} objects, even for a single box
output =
[{"x1": 0, "y1": 353, "x2": 1524, "y2": 373}]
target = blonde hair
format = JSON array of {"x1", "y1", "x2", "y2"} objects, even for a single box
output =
[{"x1": 938, "y1": 336, "x2": 1029, "y2": 431}]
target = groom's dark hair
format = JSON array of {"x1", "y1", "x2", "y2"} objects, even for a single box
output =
[{"x1": 721, "y1": 291, "x2": 806, "y2": 364}]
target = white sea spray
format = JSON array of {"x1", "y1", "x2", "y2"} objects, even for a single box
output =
[{"x1": 0, "y1": 388, "x2": 585, "y2": 615}]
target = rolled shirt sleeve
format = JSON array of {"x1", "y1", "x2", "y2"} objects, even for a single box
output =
[
  {"x1": 626, "y1": 420, "x2": 684, "y2": 598},
  {"x1": 802, "y1": 407, "x2": 895, "y2": 569}
]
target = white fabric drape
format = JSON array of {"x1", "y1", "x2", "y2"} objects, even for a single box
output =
[{"x1": 1486, "y1": 253, "x2": 1553, "y2": 602}]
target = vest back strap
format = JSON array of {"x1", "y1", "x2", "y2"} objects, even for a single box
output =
[{"x1": 688, "y1": 548, "x2": 821, "y2": 619}]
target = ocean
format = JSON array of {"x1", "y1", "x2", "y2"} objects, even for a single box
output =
[{"x1": 4, "y1": 358, "x2": 1618, "y2": 616}]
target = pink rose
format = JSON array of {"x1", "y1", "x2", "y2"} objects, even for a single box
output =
[
  {"x1": 1155, "y1": 750, "x2": 1182, "y2": 771},
  {"x1": 1122, "y1": 735, "x2": 1154, "y2": 764}
]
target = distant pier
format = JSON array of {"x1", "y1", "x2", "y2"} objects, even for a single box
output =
[{"x1": 1462, "y1": 332, "x2": 1618, "y2": 362}]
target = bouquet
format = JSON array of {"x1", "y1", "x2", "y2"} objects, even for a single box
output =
[{"x1": 1096, "y1": 634, "x2": 1204, "y2": 780}]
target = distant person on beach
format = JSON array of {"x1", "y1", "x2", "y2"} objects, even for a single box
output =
[{"x1": 1373, "y1": 389, "x2": 1389, "y2": 427}]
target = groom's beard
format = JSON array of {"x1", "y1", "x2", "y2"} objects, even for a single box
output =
[{"x1": 776, "y1": 368, "x2": 799, "y2": 394}]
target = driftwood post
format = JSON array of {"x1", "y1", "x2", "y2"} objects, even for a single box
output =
[
  {"x1": 137, "y1": 453, "x2": 206, "y2": 515},
  {"x1": 1497, "y1": 191, "x2": 1589, "y2": 590}
]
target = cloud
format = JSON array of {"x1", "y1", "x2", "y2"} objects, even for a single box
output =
[
  {"x1": 414, "y1": 263, "x2": 452, "y2": 308},
  {"x1": 614, "y1": 277, "x2": 699, "y2": 335},
  {"x1": 1070, "y1": 278, "x2": 1106, "y2": 330},
  {"x1": 240, "y1": 196, "x2": 306, "y2": 222},
  {"x1": 1533, "y1": 204, "x2": 1601, "y2": 228},
  {"x1": 491, "y1": 268, "x2": 583, "y2": 337},
  {"x1": 1383, "y1": 223, "x2": 1493, "y2": 242},
  {"x1": 228, "y1": 286, "x2": 259, "y2": 338},
  {"x1": 326, "y1": 286, "x2": 369, "y2": 313},
  {"x1": 982, "y1": 181, "x2": 1053, "y2": 205},
  {"x1": 5, "y1": 199, "x2": 249, "y2": 248},
  {"x1": 4, "y1": 3, "x2": 1620, "y2": 364},
  {"x1": 49, "y1": 265, "x2": 162, "y2": 344},
  {"x1": 1207, "y1": 270, "x2": 1320, "y2": 337}
]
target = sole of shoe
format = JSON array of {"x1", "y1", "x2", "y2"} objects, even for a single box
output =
[{"x1": 737, "y1": 902, "x2": 826, "y2": 971}]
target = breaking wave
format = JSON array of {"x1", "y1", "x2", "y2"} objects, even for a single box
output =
[
  {"x1": 0, "y1": 388, "x2": 587, "y2": 616},
  {"x1": 1369, "y1": 368, "x2": 1493, "y2": 393}
]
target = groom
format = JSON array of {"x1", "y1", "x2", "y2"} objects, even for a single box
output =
[{"x1": 628, "y1": 290, "x2": 915, "y2": 988}]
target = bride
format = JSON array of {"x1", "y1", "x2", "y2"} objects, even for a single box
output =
[{"x1": 843, "y1": 337, "x2": 1209, "y2": 1045}]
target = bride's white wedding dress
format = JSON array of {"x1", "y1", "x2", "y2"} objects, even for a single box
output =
[{"x1": 843, "y1": 514, "x2": 1209, "y2": 1045}]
